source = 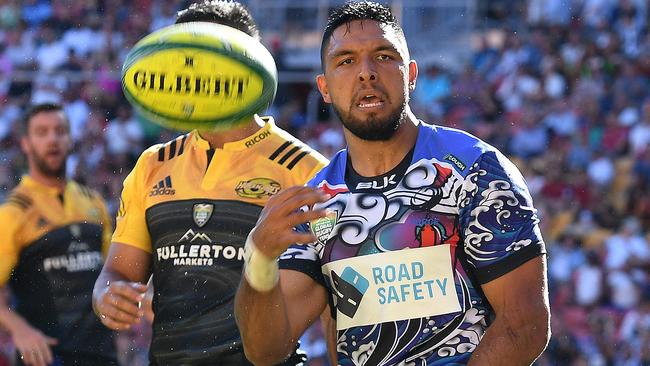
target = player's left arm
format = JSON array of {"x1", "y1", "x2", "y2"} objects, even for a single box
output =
[
  {"x1": 320, "y1": 306, "x2": 338, "y2": 366},
  {"x1": 460, "y1": 151, "x2": 550, "y2": 365},
  {"x1": 467, "y1": 256, "x2": 550, "y2": 365}
]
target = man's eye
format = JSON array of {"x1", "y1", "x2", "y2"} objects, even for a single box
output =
[
  {"x1": 339, "y1": 59, "x2": 353, "y2": 66},
  {"x1": 377, "y1": 54, "x2": 391, "y2": 61}
]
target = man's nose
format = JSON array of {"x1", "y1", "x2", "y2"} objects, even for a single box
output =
[{"x1": 358, "y1": 58, "x2": 377, "y2": 82}]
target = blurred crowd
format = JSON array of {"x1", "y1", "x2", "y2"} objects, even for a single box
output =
[{"x1": 0, "y1": 0, "x2": 649, "y2": 365}]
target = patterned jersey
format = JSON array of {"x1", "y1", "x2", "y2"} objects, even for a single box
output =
[
  {"x1": 280, "y1": 122, "x2": 546, "y2": 366},
  {"x1": 0, "y1": 176, "x2": 115, "y2": 361},
  {"x1": 113, "y1": 117, "x2": 328, "y2": 365}
]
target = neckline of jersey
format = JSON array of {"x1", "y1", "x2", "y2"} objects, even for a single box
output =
[
  {"x1": 21, "y1": 175, "x2": 68, "y2": 196},
  {"x1": 343, "y1": 121, "x2": 424, "y2": 193},
  {"x1": 190, "y1": 115, "x2": 276, "y2": 152}
]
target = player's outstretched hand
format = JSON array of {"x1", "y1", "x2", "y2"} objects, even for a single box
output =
[
  {"x1": 94, "y1": 281, "x2": 147, "y2": 330},
  {"x1": 251, "y1": 186, "x2": 330, "y2": 259},
  {"x1": 12, "y1": 322, "x2": 57, "y2": 366}
]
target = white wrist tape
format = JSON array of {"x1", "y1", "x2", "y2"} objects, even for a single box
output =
[{"x1": 243, "y1": 233, "x2": 279, "y2": 292}]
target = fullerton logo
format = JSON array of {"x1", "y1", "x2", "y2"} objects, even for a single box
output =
[{"x1": 236, "y1": 178, "x2": 281, "y2": 199}]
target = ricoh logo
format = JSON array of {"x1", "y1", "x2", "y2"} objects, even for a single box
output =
[
  {"x1": 245, "y1": 130, "x2": 271, "y2": 148},
  {"x1": 149, "y1": 176, "x2": 175, "y2": 197}
]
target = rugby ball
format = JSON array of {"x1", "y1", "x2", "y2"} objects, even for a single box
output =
[{"x1": 121, "y1": 22, "x2": 278, "y2": 131}]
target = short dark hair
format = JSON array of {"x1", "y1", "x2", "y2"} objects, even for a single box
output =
[
  {"x1": 176, "y1": 0, "x2": 260, "y2": 40},
  {"x1": 22, "y1": 103, "x2": 67, "y2": 135},
  {"x1": 320, "y1": 1, "x2": 406, "y2": 66}
]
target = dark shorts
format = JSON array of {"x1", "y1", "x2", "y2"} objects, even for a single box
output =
[{"x1": 15, "y1": 352, "x2": 117, "y2": 366}]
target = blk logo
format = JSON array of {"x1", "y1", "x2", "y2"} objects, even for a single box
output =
[
  {"x1": 355, "y1": 174, "x2": 398, "y2": 190},
  {"x1": 330, "y1": 267, "x2": 369, "y2": 318}
]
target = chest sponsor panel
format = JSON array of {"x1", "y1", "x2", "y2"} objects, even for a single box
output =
[
  {"x1": 323, "y1": 245, "x2": 461, "y2": 330},
  {"x1": 17, "y1": 223, "x2": 105, "y2": 274},
  {"x1": 147, "y1": 199, "x2": 262, "y2": 268},
  {"x1": 155, "y1": 228, "x2": 246, "y2": 267}
]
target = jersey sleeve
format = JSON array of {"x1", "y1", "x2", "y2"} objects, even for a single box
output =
[
  {"x1": 294, "y1": 151, "x2": 329, "y2": 186},
  {"x1": 458, "y1": 150, "x2": 546, "y2": 284},
  {"x1": 112, "y1": 153, "x2": 153, "y2": 253},
  {"x1": 278, "y1": 223, "x2": 327, "y2": 288},
  {"x1": 0, "y1": 204, "x2": 23, "y2": 286},
  {"x1": 94, "y1": 194, "x2": 113, "y2": 256}
]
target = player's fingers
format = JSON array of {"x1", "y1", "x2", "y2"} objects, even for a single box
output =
[
  {"x1": 100, "y1": 313, "x2": 134, "y2": 330},
  {"x1": 129, "y1": 282, "x2": 148, "y2": 293},
  {"x1": 106, "y1": 301, "x2": 141, "y2": 324},
  {"x1": 264, "y1": 186, "x2": 312, "y2": 208},
  {"x1": 29, "y1": 348, "x2": 45, "y2": 366},
  {"x1": 17, "y1": 348, "x2": 34, "y2": 366},
  {"x1": 44, "y1": 336, "x2": 58, "y2": 346},
  {"x1": 286, "y1": 209, "x2": 329, "y2": 228},
  {"x1": 109, "y1": 293, "x2": 142, "y2": 318},
  {"x1": 285, "y1": 232, "x2": 319, "y2": 245},
  {"x1": 278, "y1": 191, "x2": 329, "y2": 217},
  {"x1": 111, "y1": 282, "x2": 146, "y2": 302},
  {"x1": 37, "y1": 341, "x2": 53, "y2": 365}
]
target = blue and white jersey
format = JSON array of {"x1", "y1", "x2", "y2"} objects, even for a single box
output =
[{"x1": 279, "y1": 122, "x2": 545, "y2": 365}]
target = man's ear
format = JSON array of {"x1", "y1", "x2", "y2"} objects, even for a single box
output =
[
  {"x1": 316, "y1": 74, "x2": 332, "y2": 104},
  {"x1": 408, "y1": 60, "x2": 418, "y2": 92}
]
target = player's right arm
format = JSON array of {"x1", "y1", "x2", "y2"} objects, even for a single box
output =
[
  {"x1": 92, "y1": 243, "x2": 150, "y2": 330},
  {"x1": 0, "y1": 202, "x2": 58, "y2": 366},
  {"x1": 234, "y1": 186, "x2": 330, "y2": 366},
  {"x1": 92, "y1": 151, "x2": 153, "y2": 330}
]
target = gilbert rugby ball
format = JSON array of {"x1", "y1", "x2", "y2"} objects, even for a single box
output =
[{"x1": 121, "y1": 22, "x2": 278, "y2": 131}]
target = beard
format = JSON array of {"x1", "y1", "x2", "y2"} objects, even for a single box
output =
[
  {"x1": 33, "y1": 152, "x2": 67, "y2": 179},
  {"x1": 332, "y1": 96, "x2": 407, "y2": 141}
]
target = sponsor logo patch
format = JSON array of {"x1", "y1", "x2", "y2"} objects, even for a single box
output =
[
  {"x1": 310, "y1": 210, "x2": 337, "y2": 245},
  {"x1": 443, "y1": 153, "x2": 467, "y2": 171},
  {"x1": 149, "y1": 176, "x2": 175, "y2": 196},
  {"x1": 355, "y1": 174, "x2": 398, "y2": 190},
  {"x1": 323, "y1": 245, "x2": 461, "y2": 330},
  {"x1": 193, "y1": 203, "x2": 214, "y2": 228},
  {"x1": 154, "y1": 228, "x2": 245, "y2": 267},
  {"x1": 235, "y1": 178, "x2": 281, "y2": 199}
]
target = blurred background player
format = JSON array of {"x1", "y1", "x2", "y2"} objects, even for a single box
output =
[
  {"x1": 92, "y1": 1, "x2": 328, "y2": 365},
  {"x1": 0, "y1": 103, "x2": 116, "y2": 366}
]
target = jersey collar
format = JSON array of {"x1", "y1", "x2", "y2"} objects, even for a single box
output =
[
  {"x1": 190, "y1": 115, "x2": 277, "y2": 152},
  {"x1": 21, "y1": 175, "x2": 68, "y2": 196}
]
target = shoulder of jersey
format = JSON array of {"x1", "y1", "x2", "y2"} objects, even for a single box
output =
[
  {"x1": 70, "y1": 181, "x2": 104, "y2": 203},
  {"x1": 141, "y1": 133, "x2": 191, "y2": 164},
  {"x1": 265, "y1": 127, "x2": 329, "y2": 171},
  {"x1": 2, "y1": 186, "x2": 33, "y2": 212}
]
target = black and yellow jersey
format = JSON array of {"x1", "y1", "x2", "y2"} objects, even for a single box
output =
[
  {"x1": 0, "y1": 176, "x2": 116, "y2": 361},
  {"x1": 114, "y1": 116, "x2": 328, "y2": 365}
]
